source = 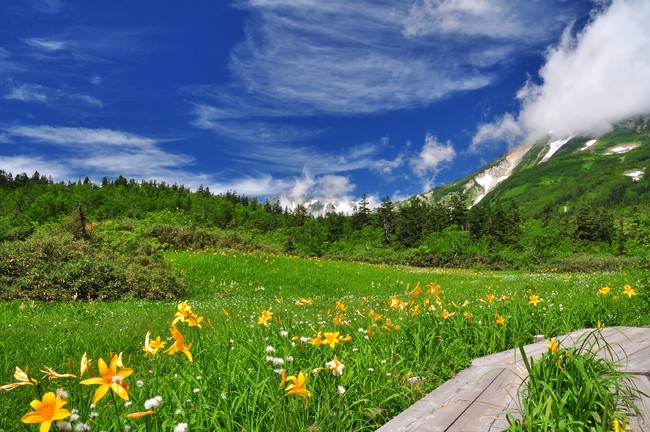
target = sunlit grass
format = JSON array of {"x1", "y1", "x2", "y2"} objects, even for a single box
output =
[{"x1": 1, "y1": 250, "x2": 648, "y2": 431}]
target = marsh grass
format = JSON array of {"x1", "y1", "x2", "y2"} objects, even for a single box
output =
[
  {"x1": 506, "y1": 328, "x2": 646, "y2": 431},
  {"x1": 0, "y1": 251, "x2": 648, "y2": 431}
]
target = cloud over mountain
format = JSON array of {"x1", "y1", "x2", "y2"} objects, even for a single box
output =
[{"x1": 474, "y1": 0, "x2": 650, "y2": 146}]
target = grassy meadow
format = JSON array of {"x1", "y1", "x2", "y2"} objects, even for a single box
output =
[{"x1": 1, "y1": 250, "x2": 649, "y2": 431}]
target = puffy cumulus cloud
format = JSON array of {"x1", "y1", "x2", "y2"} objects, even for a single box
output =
[
  {"x1": 410, "y1": 133, "x2": 456, "y2": 189},
  {"x1": 473, "y1": 0, "x2": 650, "y2": 147},
  {"x1": 372, "y1": 155, "x2": 405, "y2": 176},
  {"x1": 518, "y1": 0, "x2": 650, "y2": 140},
  {"x1": 287, "y1": 170, "x2": 355, "y2": 199},
  {"x1": 315, "y1": 175, "x2": 355, "y2": 198},
  {"x1": 471, "y1": 113, "x2": 523, "y2": 152}
]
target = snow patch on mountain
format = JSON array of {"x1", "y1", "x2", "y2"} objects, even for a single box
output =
[
  {"x1": 274, "y1": 195, "x2": 374, "y2": 216},
  {"x1": 540, "y1": 137, "x2": 573, "y2": 163},
  {"x1": 625, "y1": 170, "x2": 644, "y2": 181},
  {"x1": 606, "y1": 143, "x2": 640, "y2": 154},
  {"x1": 580, "y1": 139, "x2": 597, "y2": 150},
  {"x1": 470, "y1": 143, "x2": 531, "y2": 205}
]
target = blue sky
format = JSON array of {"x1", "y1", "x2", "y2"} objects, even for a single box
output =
[{"x1": 2, "y1": 0, "x2": 650, "y2": 207}]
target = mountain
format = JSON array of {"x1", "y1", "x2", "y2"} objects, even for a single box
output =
[{"x1": 420, "y1": 116, "x2": 650, "y2": 217}]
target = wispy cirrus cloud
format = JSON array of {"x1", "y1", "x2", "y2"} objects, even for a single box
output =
[
  {"x1": 3, "y1": 125, "x2": 199, "y2": 185},
  {"x1": 6, "y1": 125, "x2": 156, "y2": 147},
  {"x1": 189, "y1": 0, "x2": 582, "y2": 130},
  {"x1": 0, "y1": 155, "x2": 68, "y2": 179},
  {"x1": 4, "y1": 81, "x2": 103, "y2": 108},
  {"x1": 24, "y1": 37, "x2": 67, "y2": 51}
]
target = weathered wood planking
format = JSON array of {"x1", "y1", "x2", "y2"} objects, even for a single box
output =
[{"x1": 376, "y1": 326, "x2": 650, "y2": 432}]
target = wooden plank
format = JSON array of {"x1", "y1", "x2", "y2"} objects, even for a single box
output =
[
  {"x1": 375, "y1": 367, "x2": 502, "y2": 432},
  {"x1": 625, "y1": 345, "x2": 650, "y2": 373},
  {"x1": 628, "y1": 374, "x2": 650, "y2": 432},
  {"x1": 445, "y1": 368, "x2": 522, "y2": 431},
  {"x1": 376, "y1": 327, "x2": 650, "y2": 432}
]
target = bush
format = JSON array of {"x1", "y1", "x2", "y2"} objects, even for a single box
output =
[{"x1": 0, "y1": 227, "x2": 184, "y2": 301}]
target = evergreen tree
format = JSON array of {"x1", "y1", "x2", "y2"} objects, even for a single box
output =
[{"x1": 376, "y1": 196, "x2": 394, "y2": 245}]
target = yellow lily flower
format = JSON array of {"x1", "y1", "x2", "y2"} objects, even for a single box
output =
[
  {"x1": 529, "y1": 295, "x2": 541, "y2": 307},
  {"x1": 0, "y1": 366, "x2": 38, "y2": 391},
  {"x1": 623, "y1": 284, "x2": 637, "y2": 298},
  {"x1": 80, "y1": 352, "x2": 91, "y2": 376},
  {"x1": 597, "y1": 286, "x2": 611, "y2": 296},
  {"x1": 335, "y1": 300, "x2": 346, "y2": 311},
  {"x1": 21, "y1": 391, "x2": 71, "y2": 432},
  {"x1": 323, "y1": 332, "x2": 341, "y2": 349},
  {"x1": 546, "y1": 339, "x2": 559, "y2": 354},
  {"x1": 409, "y1": 282, "x2": 421, "y2": 296},
  {"x1": 172, "y1": 301, "x2": 193, "y2": 326},
  {"x1": 40, "y1": 366, "x2": 76, "y2": 380},
  {"x1": 495, "y1": 314, "x2": 505, "y2": 325},
  {"x1": 143, "y1": 331, "x2": 167, "y2": 357},
  {"x1": 126, "y1": 410, "x2": 157, "y2": 419},
  {"x1": 186, "y1": 312, "x2": 207, "y2": 328},
  {"x1": 80, "y1": 355, "x2": 132, "y2": 404},
  {"x1": 368, "y1": 309, "x2": 382, "y2": 321},
  {"x1": 165, "y1": 326, "x2": 193, "y2": 362},
  {"x1": 382, "y1": 318, "x2": 400, "y2": 331},
  {"x1": 440, "y1": 310, "x2": 455, "y2": 319},
  {"x1": 295, "y1": 297, "x2": 313, "y2": 306},
  {"x1": 388, "y1": 296, "x2": 403, "y2": 309},
  {"x1": 284, "y1": 371, "x2": 311, "y2": 408},
  {"x1": 257, "y1": 310, "x2": 273, "y2": 326}
]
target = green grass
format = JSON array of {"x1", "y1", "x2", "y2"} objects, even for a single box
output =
[
  {"x1": 1, "y1": 251, "x2": 648, "y2": 431},
  {"x1": 507, "y1": 329, "x2": 644, "y2": 431}
]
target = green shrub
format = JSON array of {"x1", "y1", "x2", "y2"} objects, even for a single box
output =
[{"x1": 0, "y1": 227, "x2": 184, "y2": 301}]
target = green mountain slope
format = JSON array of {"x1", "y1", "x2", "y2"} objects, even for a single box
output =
[{"x1": 421, "y1": 116, "x2": 650, "y2": 218}]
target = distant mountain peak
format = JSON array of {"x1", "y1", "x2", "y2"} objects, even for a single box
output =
[{"x1": 417, "y1": 114, "x2": 650, "y2": 215}]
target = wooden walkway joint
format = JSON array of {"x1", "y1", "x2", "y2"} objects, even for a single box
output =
[{"x1": 376, "y1": 326, "x2": 650, "y2": 432}]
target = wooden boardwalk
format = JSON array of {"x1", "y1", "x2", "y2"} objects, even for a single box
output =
[{"x1": 376, "y1": 326, "x2": 650, "y2": 432}]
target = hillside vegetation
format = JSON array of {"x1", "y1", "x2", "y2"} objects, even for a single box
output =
[{"x1": 1, "y1": 118, "x2": 649, "y2": 299}]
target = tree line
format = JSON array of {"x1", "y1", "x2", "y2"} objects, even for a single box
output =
[{"x1": 1, "y1": 170, "x2": 648, "y2": 269}]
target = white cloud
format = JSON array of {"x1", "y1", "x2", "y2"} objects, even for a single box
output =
[
  {"x1": 410, "y1": 133, "x2": 456, "y2": 189},
  {"x1": 189, "y1": 0, "x2": 580, "y2": 131},
  {"x1": 471, "y1": 113, "x2": 523, "y2": 152},
  {"x1": 7, "y1": 125, "x2": 155, "y2": 147},
  {"x1": 518, "y1": 0, "x2": 650, "y2": 140},
  {"x1": 474, "y1": 0, "x2": 650, "y2": 146},
  {"x1": 0, "y1": 155, "x2": 68, "y2": 179},
  {"x1": 190, "y1": 103, "x2": 321, "y2": 142},
  {"x1": 315, "y1": 175, "x2": 355, "y2": 198},
  {"x1": 373, "y1": 155, "x2": 405, "y2": 175},
  {"x1": 4, "y1": 82, "x2": 103, "y2": 107},
  {"x1": 5, "y1": 83, "x2": 48, "y2": 102},
  {"x1": 24, "y1": 37, "x2": 66, "y2": 51},
  {"x1": 291, "y1": 170, "x2": 315, "y2": 197},
  {"x1": 3, "y1": 125, "x2": 205, "y2": 188}
]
